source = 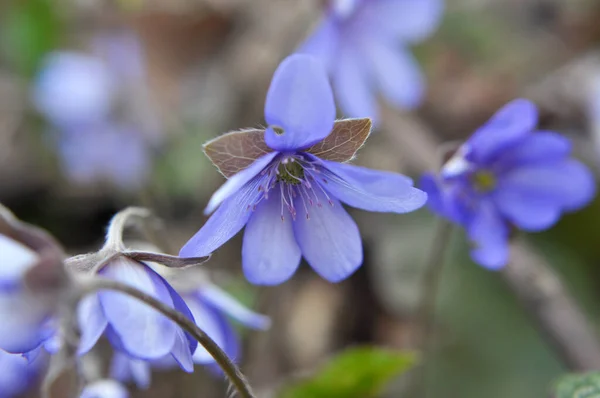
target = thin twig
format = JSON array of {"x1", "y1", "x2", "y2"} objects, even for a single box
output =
[
  {"x1": 78, "y1": 277, "x2": 256, "y2": 398},
  {"x1": 410, "y1": 218, "x2": 454, "y2": 398},
  {"x1": 502, "y1": 240, "x2": 600, "y2": 371}
]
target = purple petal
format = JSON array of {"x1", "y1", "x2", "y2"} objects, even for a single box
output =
[
  {"x1": 0, "y1": 350, "x2": 40, "y2": 397},
  {"x1": 34, "y1": 52, "x2": 114, "y2": 127},
  {"x1": 467, "y1": 99, "x2": 538, "y2": 164},
  {"x1": 320, "y1": 160, "x2": 427, "y2": 213},
  {"x1": 467, "y1": 202, "x2": 508, "y2": 270},
  {"x1": 92, "y1": 32, "x2": 145, "y2": 81},
  {"x1": 161, "y1": 278, "x2": 198, "y2": 356},
  {"x1": 77, "y1": 294, "x2": 108, "y2": 355},
  {"x1": 297, "y1": 18, "x2": 340, "y2": 73},
  {"x1": 264, "y1": 54, "x2": 335, "y2": 151},
  {"x1": 179, "y1": 179, "x2": 264, "y2": 258},
  {"x1": 356, "y1": 0, "x2": 444, "y2": 42},
  {"x1": 292, "y1": 190, "x2": 363, "y2": 282},
  {"x1": 98, "y1": 258, "x2": 176, "y2": 360},
  {"x1": 366, "y1": 41, "x2": 424, "y2": 110},
  {"x1": 80, "y1": 380, "x2": 129, "y2": 398},
  {"x1": 58, "y1": 123, "x2": 150, "y2": 190},
  {"x1": 494, "y1": 159, "x2": 595, "y2": 230},
  {"x1": 170, "y1": 328, "x2": 194, "y2": 373},
  {"x1": 0, "y1": 235, "x2": 38, "y2": 284},
  {"x1": 184, "y1": 295, "x2": 229, "y2": 364},
  {"x1": 110, "y1": 352, "x2": 151, "y2": 390},
  {"x1": 204, "y1": 152, "x2": 278, "y2": 215},
  {"x1": 0, "y1": 293, "x2": 48, "y2": 353},
  {"x1": 420, "y1": 173, "x2": 445, "y2": 216},
  {"x1": 199, "y1": 285, "x2": 271, "y2": 330},
  {"x1": 492, "y1": 131, "x2": 572, "y2": 171},
  {"x1": 333, "y1": 42, "x2": 378, "y2": 122},
  {"x1": 242, "y1": 190, "x2": 302, "y2": 285},
  {"x1": 43, "y1": 331, "x2": 62, "y2": 354}
]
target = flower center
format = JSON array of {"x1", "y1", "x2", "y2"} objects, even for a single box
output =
[
  {"x1": 277, "y1": 158, "x2": 305, "y2": 185},
  {"x1": 250, "y1": 154, "x2": 335, "y2": 221},
  {"x1": 472, "y1": 170, "x2": 496, "y2": 192}
]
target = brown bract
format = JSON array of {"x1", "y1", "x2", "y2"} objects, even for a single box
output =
[{"x1": 204, "y1": 118, "x2": 372, "y2": 178}]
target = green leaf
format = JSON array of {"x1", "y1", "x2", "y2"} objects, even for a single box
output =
[
  {"x1": 279, "y1": 347, "x2": 417, "y2": 398},
  {"x1": 0, "y1": 0, "x2": 61, "y2": 76},
  {"x1": 555, "y1": 372, "x2": 600, "y2": 398}
]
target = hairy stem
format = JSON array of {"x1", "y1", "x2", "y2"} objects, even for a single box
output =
[
  {"x1": 79, "y1": 278, "x2": 256, "y2": 398},
  {"x1": 411, "y1": 219, "x2": 454, "y2": 397},
  {"x1": 502, "y1": 240, "x2": 600, "y2": 371}
]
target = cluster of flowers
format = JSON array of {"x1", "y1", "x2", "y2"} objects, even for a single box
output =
[{"x1": 3, "y1": 0, "x2": 596, "y2": 397}]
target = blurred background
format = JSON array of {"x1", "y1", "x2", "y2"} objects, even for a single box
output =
[{"x1": 3, "y1": 0, "x2": 600, "y2": 397}]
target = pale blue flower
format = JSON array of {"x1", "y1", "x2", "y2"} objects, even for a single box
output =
[{"x1": 298, "y1": 0, "x2": 444, "y2": 123}]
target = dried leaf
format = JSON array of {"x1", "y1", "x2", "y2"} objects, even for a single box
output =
[
  {"x1": 203, "y1": 129, "x2": 272, "y2": 178},
  {"x1": 204, "y1": 119, "x2": 371, "y2": 178},
  {"x1": 306, "y1": 118, "x2": 372, "y2": 163}
]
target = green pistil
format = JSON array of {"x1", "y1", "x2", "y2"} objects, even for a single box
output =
[
  {"x1": 277, "y1": 161, "x2": 304, "y2": 185},
  {"x1": 473, "y1": 170, "x2": 496, "y2": 192}
]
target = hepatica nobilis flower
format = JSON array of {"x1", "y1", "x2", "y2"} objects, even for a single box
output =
[
  {"x1": 0, "y1": 349, "x2": 46, "y2": 398},
  {"x1": 180, "y1": 54, "x2": 427, "y2": 285},
  {"x1": 33, "y1": 31, "x2": 156, "y2": 190},
  {"x1": 70, "y1": 208, "x2": 208, "y2": 372},
  {"x1": 80, "y1": 379, "x2": 129, "y2": 398},
  {"x1": 421, "y1": 99, "x2": 596, "y2": 269},
  {"x1": 298, "y1": 0, "x2": 444, "y2": 123},
  {"x1": 109, "y1": 282, "x2": 269, "y2": 387},
  {"x1": 0, "y1": 205, "x2": 66, "y2": 356}
]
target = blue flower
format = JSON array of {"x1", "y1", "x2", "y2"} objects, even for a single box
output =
[
  {"x1": 180, "y1": 54, "x2": 427, "y2": 285},
  {"x1": 298, "y1": 0, "x2": 444, "y2": 123},
  {"x1": 32, "y1": 31, "x2": 157, "y2": 190},
  {"x1": 77, "y1": 256, "x2": 198, "y2": 372},
  {"x1": 80, "y1": 380, "x2": 129, "y2": 398},
  {"x1": 0, "y1": 214, "x2": 65, "y2": 357},
  {"x1": 421, "y1": 99, "x2": 596, "y2": 269},
  {"x1": 109, "y1": 283, "x2": 269, "y2": 387},
  {"x1": 0, "y1": 349, "x2": 46, "y2": 398},
  {"x1": 57, "y1": 123, "x2": 151, "y2": 190}
]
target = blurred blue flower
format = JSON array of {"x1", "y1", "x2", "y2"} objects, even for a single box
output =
[
  {"x1": 77, "y1": 256, "x2": 198, "y2": 372},
  {"x1": 57, "y1": 123, "x2": 150, "y2": 190},
  {"x1": 109, "y1": 283, "x2": 269, "y2": 387},
  {"x1": 180, "y1": 54, "x2": 427, "y2": 284},
  {"x1": 421, "y1": 99, "x2": 596, "y2": 269},
  {"x1": 298, "y1": 0, "x2": 444, "y2": 123},
  {"x1": 0, "y1": 349, "x2": 45, "y2": 398},
  {"x1": 32, "y1": 31, "x2": 156, "y2": 190},
  {"x1": 0, "y1": 234, "x2": 55, "y2": 354},
  {"x1": 80, "y1": 380, "x2": 129, "y2": 398}
]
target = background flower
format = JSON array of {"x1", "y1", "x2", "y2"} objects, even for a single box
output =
[
  {"x1": 0, "y1": 349, "x2": 46, "y2": 398},
  {"x1": 0, "y1": 208, "x2": 66, "y2": 356},
  {"x1": 77, "y1": 256, "x2": 198, "y2": 372},
  {"x1": 80, "y1": 379, "x2": 129, "y2": 398},
  {"x1": 421, "y1": 99, "x2": 596, "y2": 268},
  {"x1": 32, "y1": 31, "x2": 157, "y2": 190},
  {"x1": 108, "y1": 281, "x2": 270, "y2": 388},
  {"x1": 298, "y1": 0, "x2": 444, "y2": 123}
]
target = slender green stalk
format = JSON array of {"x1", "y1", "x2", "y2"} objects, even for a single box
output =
[
  {"x1": 411, "y1": 219, "x2": 453, "y2": 397},
  {"x1": 79, "y1": 277, "x2": 256, "y2": 398}
]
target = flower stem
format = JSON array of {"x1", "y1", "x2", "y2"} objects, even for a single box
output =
[
  {"x1": 411, "y1": 218, "x2": 453, "y2": 397},
  {"x1": 79, "y1": 277, "x2": 256, "y2": 398},
  {"x1": 502, "y1": 240, "x2": 600, "y2": 370}
]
